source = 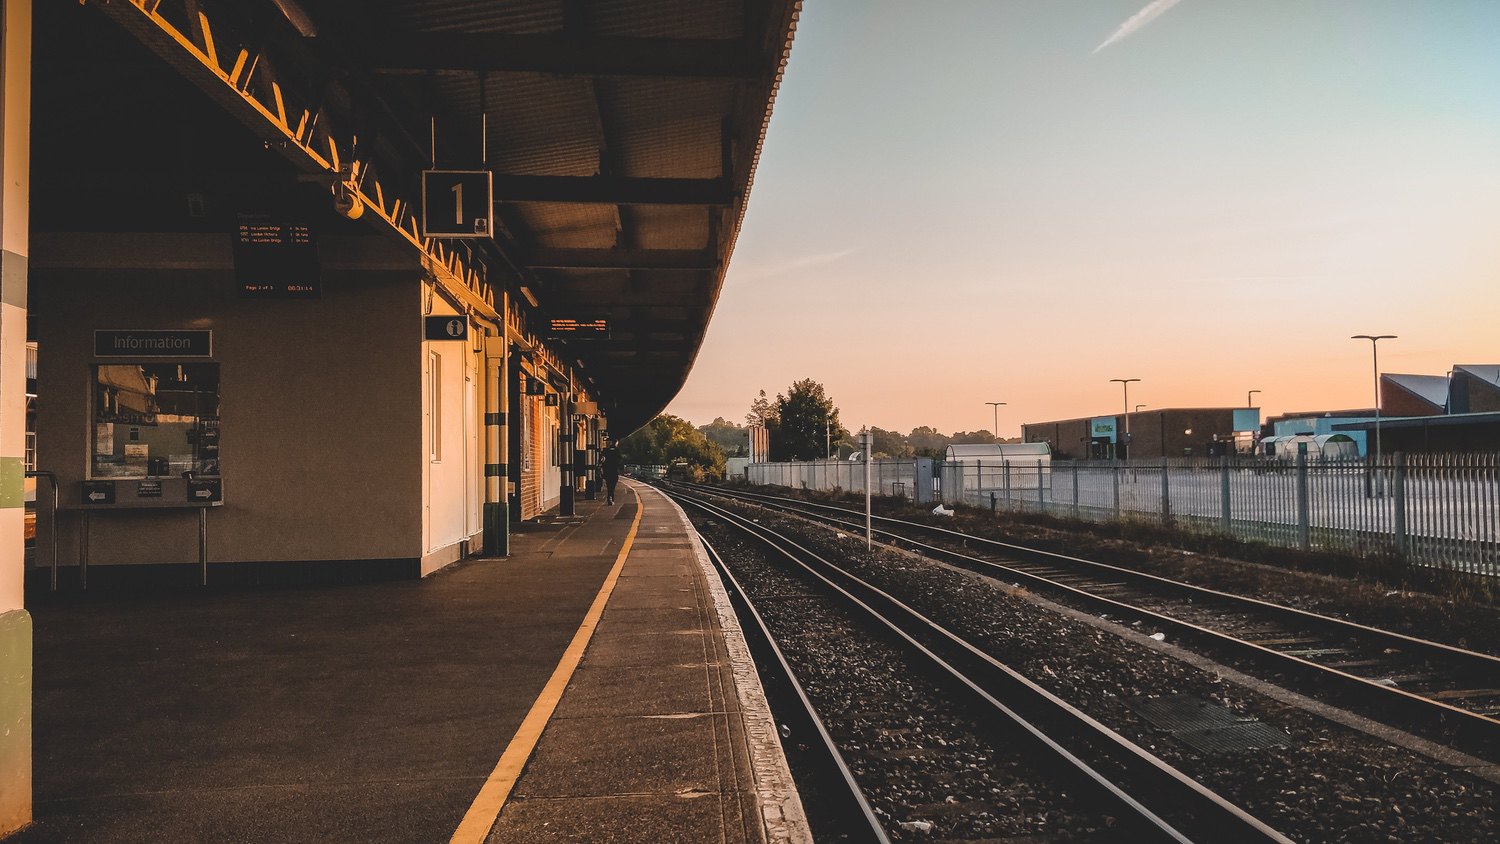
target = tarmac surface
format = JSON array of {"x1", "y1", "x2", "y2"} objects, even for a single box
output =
[{"x1": 15, "y1": 482, "x2": 798, "y2": 843}]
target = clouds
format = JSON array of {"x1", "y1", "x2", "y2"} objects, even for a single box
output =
[
  {"x1": 1093, "y1": 0, "x2": 1186, "y2": 54},
  {"x1": 729, "y1": 248, "x2": 857, "y2": 282}
]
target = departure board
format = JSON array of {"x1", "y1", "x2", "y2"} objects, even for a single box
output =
[
  {"x1": 547, "y1": 318, "x2": 609, "y2": 338},
  {"x1": 234, "y1": 214, "x2": 321, "y2": 298}
]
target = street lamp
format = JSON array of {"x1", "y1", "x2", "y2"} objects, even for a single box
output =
[
  {"x1": 1351, "y1": 335, "x2": 1396, "y2": 457},
  {"x1": 1247, "y1": 389, "x2": 1260, "y2": 408},
  {"x1": 985, "y1": 401, "x2": 1006, "y2": 442},
  {"x1": 1134, "y1": 404, "x2": 1147, "y2": 413},
  {"x1": 1109, "y1": 378, "x2": 1140, "y2": 460}
]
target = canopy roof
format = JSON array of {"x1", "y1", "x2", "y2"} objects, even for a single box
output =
[{"x1": 66, "y1": 0, "x2": 801, "y2": 434}]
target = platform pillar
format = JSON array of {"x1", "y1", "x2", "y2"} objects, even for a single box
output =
[
  {"x1": 482, "y1": 322, "x2": 509, "y2": 557},
  {"x1": 0, "y1": 0, "x2": 33, "y2": 832}
]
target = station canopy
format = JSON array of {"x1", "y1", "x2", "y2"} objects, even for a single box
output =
[{"x1": 68, "y1": 0, "x2": 801, "y2": 434}]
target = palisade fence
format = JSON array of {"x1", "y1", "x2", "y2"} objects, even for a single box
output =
[{"x1": 746, "y1": 454, "x2": 1500, "y2": 577}]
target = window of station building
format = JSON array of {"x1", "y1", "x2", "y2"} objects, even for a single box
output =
[{"x1": 92, "y1": 363, "x2": 220, "y2": 479}]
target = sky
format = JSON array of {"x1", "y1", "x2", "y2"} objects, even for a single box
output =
[{"x1": 665, "y1": 0, "x2": 1500, "y2": 438}]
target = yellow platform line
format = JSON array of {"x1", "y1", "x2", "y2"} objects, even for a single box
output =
[{"x1": 451, "y1": 493, "x2": 645, "y2": 843}]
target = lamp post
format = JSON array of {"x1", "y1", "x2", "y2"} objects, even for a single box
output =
[
  {"x1": 1134, "y1": 404, "x2": 1146, "y2": 413},
  {"x1": 986, "y1": 401, "x2": 1006, "y2": 442},
  {"x1": 1351, "y1": 335, "x2": 1396, "y2": 457},
  {"x1": 1247, "y1": 389, "x2": 1260, "y2": 408},
  {"x1": 1109, "y1": 379, "x2": 1140, "y2": 460}
]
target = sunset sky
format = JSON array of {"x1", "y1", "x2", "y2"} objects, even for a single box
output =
[{"x1": 664, "y1": 0, "x2": 1500, "y2": 438}]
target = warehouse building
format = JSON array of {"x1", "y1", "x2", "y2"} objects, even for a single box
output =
[{"x1": 1022, "y1": 407, "x2": 1261, "y2": 460}]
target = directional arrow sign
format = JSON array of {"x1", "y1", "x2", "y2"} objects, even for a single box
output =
[
  {"x1": 82, "y1": 481, "x2": 115, "y2": 505},
  {"x1": 187, "y1": 479, "x2": 223, "y2": 504}
]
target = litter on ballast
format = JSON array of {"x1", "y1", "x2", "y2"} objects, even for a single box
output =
[
  {"x1": 932, "y1": 504, "x2": 954, "y2": 516},
  {"x1": 898, "y1": 820, "x2": 934, "y2": 833},
  {"x1": 1150, "y1": 632, "x2": 1167, "y2": 641}
]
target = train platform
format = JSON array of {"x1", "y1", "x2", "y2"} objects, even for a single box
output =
[{"x1": 16, "y1": 481, "x2": 806, "y2": 843}]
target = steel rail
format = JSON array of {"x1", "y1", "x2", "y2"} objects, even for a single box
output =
[
  {"x1": 699, "y1": 536, "x2": 890, "y2": 844},
  {"x1": 674, "y1": 482, "x2": 1500, "y2": 761},
  {"x1": 673, "y1": 488, "x2": 1292, "y2": 844}
]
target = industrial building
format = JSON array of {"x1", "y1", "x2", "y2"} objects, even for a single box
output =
[{"x1": 1022, "y1": 407, "x2": 1261, "y2": 460}]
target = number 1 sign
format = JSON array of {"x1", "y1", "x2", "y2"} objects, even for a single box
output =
[{"x1": 421, "y1": 170, "x2": 494, "y2": 238}]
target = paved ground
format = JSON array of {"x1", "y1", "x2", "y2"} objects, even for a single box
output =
[{"x1": 16, "y1": 492, "x2": 636, "y2": 843}]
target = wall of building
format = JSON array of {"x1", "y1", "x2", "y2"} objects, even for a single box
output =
[
  {"x1": 0, "y1": 0, "x2": 31, "y2": 829},
  {"x1": 421, "y1": 295, "x2": 485, "y2": 574},
  {"x1": 1451, "y1": 372, "x2": 1500, "y2": 414},
  {"x1": 32, "y1": 232, "x2": 424, "y2": 570},
  {"x1": 1026, "y1": 409, "x2": 1249, "y2": 459},
  {"x1": 1381, "y1": 378, "x2": 1444, "y2": 417}
]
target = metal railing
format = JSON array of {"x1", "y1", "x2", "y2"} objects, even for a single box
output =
[
  {"x1": 747, "y1": 459, "x2": 922, "y2": 499},
  {"x1": 747, "y1": 454, "x2": 1500, "y2": 577}
]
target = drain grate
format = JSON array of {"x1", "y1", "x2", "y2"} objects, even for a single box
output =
[{"x1": 1130, "y1": 694, "x2": 1290, "y2": 754}]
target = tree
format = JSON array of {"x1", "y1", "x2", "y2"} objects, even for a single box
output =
[
  {"x1": 950, "y1": 429, "x2": 996, "y2": 445},
  {"x1": 745, "y1": 389, "x2": 776, "y2": 428},
  {"x1": 770, "y1": 379, "x2": 848, "y2": 461},
  {"x1": 907, "y1": 425, "x2": 948, "y2": 457},
  {"x1": 620, "y1": 414, "x2": 726, "y2": 478},
  {"x1": 868, "y1": 426, "x2": 914, "y2": 459},
  {"x1": 698, "y1": 417, "x2": 747, "y2": 457}
]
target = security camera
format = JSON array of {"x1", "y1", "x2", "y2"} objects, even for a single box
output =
[{"x1": 333, "y1": 182, "x2": 364, "y2": 220}]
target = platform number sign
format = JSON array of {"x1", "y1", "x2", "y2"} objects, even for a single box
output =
[{"x1": 422, "y1": 170, "x2": 493, "y2": 238}]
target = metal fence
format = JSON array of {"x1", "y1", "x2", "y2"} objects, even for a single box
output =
[
  {"x1": 747, "y1": 459, "x2": 922, "y2": 500},
  {"x1": 747, "y1": 454, "x2": 1500, "y2": 577}
]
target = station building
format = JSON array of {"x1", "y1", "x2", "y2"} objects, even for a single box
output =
[
  {"x1": 1022, "y1": 407, "x2": 1261, "y2": 460},
  {"x1": 0, "y1": 0, "x2": 799, "y2": 829}
]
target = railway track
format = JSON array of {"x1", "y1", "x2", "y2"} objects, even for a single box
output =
[
  {"x1": 673, "y1": 481, "x2": 1500, "y2": 763},
  {"x1": 699, "y1": 535, "x2": 890, "y2": 843},
  {"x1": 672, "y1": 487, "x2": 1293, "y2": 843}
]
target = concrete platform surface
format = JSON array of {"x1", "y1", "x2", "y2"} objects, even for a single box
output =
[{"x1": 12, "y1": 480, "x2": 805, "y2": 843}]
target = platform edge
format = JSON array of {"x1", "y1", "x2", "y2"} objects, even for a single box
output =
[{"x1": 645, "y1": 482, "x2": 813, "y2": 844}]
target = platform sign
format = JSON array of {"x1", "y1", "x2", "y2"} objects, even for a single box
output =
[
  {"x1": 187, "y1": 478, "x2": 222, "y2": 504},
  {"x1": 546, "y1": 317, "x2": 609, "y2": 338},
  {"x1": 82, "y1": 481, "x2": 114, "y2": 505},
  {"x1": 234, "y1": 214, "x2": 321, "y2": 298},
  {"x1": 425, "y1": 316, "x2": 468, "y2": 341},
  {"x1": 95, "y1": 330, "x2": 212, "y2": 358},
  {"x1": 422, "y1": 170, "x2": 493, "y2": 238}
]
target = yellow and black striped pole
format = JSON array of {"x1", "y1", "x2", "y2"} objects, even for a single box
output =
[
  {"x1": 0, "y1": 0, "x2": 32, "y2": 832},
  {"x1": 482, "y1": 304, "x2": 508, "y2": 556}
]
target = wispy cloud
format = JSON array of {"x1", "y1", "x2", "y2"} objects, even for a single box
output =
[
  {"x1": 1093, "y1": 0, "x2": 1185, "y2": 54},
  {"x1": 733, "y1": 248, "x2": 857, "y2": 282}
]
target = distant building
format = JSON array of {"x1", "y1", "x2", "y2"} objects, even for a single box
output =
[
  {"x1": 1381, "y1": 374, "x2": 1448, "y2": 417},
  {"x1": 1449, "y1": 365, "x2": 1500, "y2": 414},
  {"x1": 1023, "y1": 407, "x2": 1261, "y2": 460},
  {"x1": 1333, "y1": 412, "x2": 1500, "y2": 454}
]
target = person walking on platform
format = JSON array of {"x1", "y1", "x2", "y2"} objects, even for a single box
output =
[{"x1": 601, "y1": 436, "x2": 622, "y2": 505}]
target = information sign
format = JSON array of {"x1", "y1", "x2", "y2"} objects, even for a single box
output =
[
  {"x1": 422, "y1": 170, "x2": 493, "y2": 238},
  {"x1": 234, "y1": 214, "x2": 321, "y2": 298},
  {"x1": 136, "y1": 480, "x2": 162, "y2": 499},
  {"x1": 94, "y1": 330, "x2": 212, "y2": 358},
  {"x1": 425, "y1": 316, "x2": 468, "y2": 341}
]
